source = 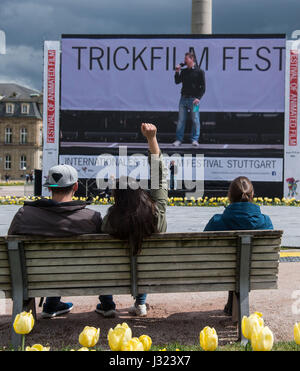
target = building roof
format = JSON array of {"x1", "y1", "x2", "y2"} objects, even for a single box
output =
[{"x1": 0, "y1": 83, "x2": 41, "y2": 102}]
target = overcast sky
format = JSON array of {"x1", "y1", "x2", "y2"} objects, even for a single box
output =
[{"x1": 0, "y1": 0, "x2": 299, "y2": 91}]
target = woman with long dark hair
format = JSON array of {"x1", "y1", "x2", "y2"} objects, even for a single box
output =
[
  {"x1": 204, "y1": 176, "x2": 273, "y2": 315},
  {"x1": 96, "y1": 123, "x2": 168, "y2": 317}
]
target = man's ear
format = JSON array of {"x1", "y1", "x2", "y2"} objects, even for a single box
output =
[{"x1": 73, "y1": 182, "x2": 79, "y2": 193}]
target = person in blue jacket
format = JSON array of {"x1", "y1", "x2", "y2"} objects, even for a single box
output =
[{"x1": 204, "y1": 176, "x2": 273, "y2": 315}]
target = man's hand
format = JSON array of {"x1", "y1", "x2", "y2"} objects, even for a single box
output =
[
  {"x1": 175, "y1": 64, "x2": 181, "y2": 73},
  {"x1": 141, "y1": 123, "x2": 159, "y2": 155},
  {"x1": 141, "y1": 123, "x2": 157, "y2": 140},
  {"x1": 193, "y1": 98, "x2": 200, "y2": 105}
]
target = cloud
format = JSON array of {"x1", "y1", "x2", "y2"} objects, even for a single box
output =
[{"x1": 0, "y1": 45, "x2": 42, "y2": 90}]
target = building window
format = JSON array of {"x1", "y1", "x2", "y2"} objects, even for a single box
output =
[
  {"x1": 21, "y1": 103, "x2": 29, "y2": 114},
  {"x1": 20, "y1": 128, "x2": 27, "y2": 144},
  {"x1": 5, "y1": 128, "x2": 12, "y2": 144},
  {"x1": 4, "y1": 155, "x2": 11, "y2": 170},
  {"x1": 20, "y1": 155, "x2": 27, "y2": 170},
  {"x1": 6, "y1": 103, "x2": 14, "y2": 114}
]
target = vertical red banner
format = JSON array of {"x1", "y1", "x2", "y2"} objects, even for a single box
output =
[
  {"x1": 289, "y1": 50, "x2": 298, "y2": 146},
  {"x1": 47, "y1": 50, "x2": 56, "y2": 143}
]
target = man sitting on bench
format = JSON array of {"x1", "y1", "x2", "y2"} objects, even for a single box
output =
[{"x1": 8, "y1": 164, "x2": 102, "y2": 318}]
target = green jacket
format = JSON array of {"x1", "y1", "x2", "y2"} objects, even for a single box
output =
[{"x1": 101, "y1": 151, "x2": 168, "y2": 233}]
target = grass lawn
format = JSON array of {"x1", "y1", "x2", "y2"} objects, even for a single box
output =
[
  {"x1": 1, "y1": 342, "x2": 299, "y2": 351},
  {"x1": 151, "y1": 341, "x2": 300, "y2": 351}
]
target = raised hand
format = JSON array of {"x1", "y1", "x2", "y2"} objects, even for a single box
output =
[
  {"x1": 141, "y1": 123, "x2": 159, "y2": 155},
  {"x1": 141, "y1": 123, "x2": 157, "y2": 140}
]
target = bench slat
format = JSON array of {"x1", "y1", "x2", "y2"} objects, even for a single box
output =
[
  {"x1": 25, "y1": 253, "x2": 237, "y2": 267},
  {"x1": 22, "y1": 238, "x2": 281, "y2": 252},
  {"x1": 252, "y1": 245, "x2": 280, "y2": 253},
  {"x1": 252, "y1": 238, "x2": 281, "y2": 246},
  {"x1": 0, "y1": 252, "x2": 8, "y2": 259},
  {"x1": 28, "y1": 287, "x2": 131, "y2": 297},
  {"x1": 26, "y1": 256, "x2": 131, "y2": 266},
  {"x1": 28, "y1": 279, "x2": 131, "y2": 289},
  {"x1": 251, "y1": 268, "x2": 278, "y2": 275},
  {"x1": 138, "y1": 261, "x2": 237, "y2": 271},
  {"x1": 28, "y1": 272, "x2": 130, "y2": 282},
  {"x1": 138, "y1": 283, "x2": 236, "y2": 293},
  {"x1": 0, "y1": 275, "x2": 11, "y2": 283},
  {"x1": 23, "y1": 238, "x2": 238, "y2": 250},
  {"x1": 25, "y1": 249, "x2": 129, "y2": 259},
  {"x1": 251, "y1": 253, "x2": 279, "y2": 261},
  {"x1": 24, "y1": 246, "x2": 238, "y2": 258},
  {"x1": 26, "y1": 270, "x2": 277, "y2": 283},
  {"x1": 27, "y1": 264, "x2": 131, "y2": 274},
  {"x1": 0, "y1": 267, "x2": 10, "y2": 275},
  {"x1": 138, "y1": 254, "x2": 237, "y2": 263},
  {"x1": 137, "y1": 276, "x2": 277, "y2": 286},
  {"x1": 251, "y1": 261, "x2": 279, "y2": 268},
  {"x1": 0, "y1": 284, "x2": 12, "y2": 290},
  {"x1": 0, "y1": 244, "x2": 6, "y2": 252},
  {"x1": 138, "y1": 277, "x2": 236, "y2": 285},
  {"x1": 23, "y1": 245, "x2": 280, "y2": 260},
  {"x1": 251, "y1": 281, "x2": 277, "y2": 290}
]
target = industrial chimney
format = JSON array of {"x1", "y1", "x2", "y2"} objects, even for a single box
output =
[{"x1": 191, "y1": 0, "x2": 212, "y2": 34}]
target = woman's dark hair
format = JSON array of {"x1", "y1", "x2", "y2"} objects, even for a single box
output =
[
  {"x1": 106, "y1": 178, "x2": 158, "y2": 256},
  {"x1": 228, "y1": 176, "x2": 254, "y2": 203}
]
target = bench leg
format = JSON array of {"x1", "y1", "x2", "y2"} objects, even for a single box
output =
[
  {"x1": 237, "y1": 235, "x2": 251, "y2": 345},
  {"x1": 11, "y1": 293, "x2": 25, "y2": 350},
  {"x1": 237, "y1": 288, "x2": 249, "y2": 345},
  {"x1": 232, "y1": 292, "x2": 239, "y2": 323}
]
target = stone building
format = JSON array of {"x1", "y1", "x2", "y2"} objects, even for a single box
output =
[{"x1": 0, "y1": 83, "x2": 43, "y2": 180}]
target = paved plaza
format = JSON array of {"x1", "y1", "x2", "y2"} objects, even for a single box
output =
[{"x1": 1, "y1": 204, "x2": 300, "y2": 246}]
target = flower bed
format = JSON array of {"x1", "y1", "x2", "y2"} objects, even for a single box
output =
[{"x1": 0, "y1": 195, "x2": 300, "y2": 207}]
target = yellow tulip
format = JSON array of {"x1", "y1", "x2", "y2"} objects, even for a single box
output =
[
  {"x1": 294, "y1": 323, "x2": 300, "y2": 345},
  {"x1": 79, "y1": 326, "x2": 100, "y2": 348},
  {"x1": 77, "y1": 347, "x2": 90, "y2": 351},
  {"x1": 26, "y1": 344, "x2": 50, "y2": 351},
  {"x1": 251, "y1": 326, "x2": 274, "y2": 351},
  {"x1": 108, "y1": 323, "x2": 132, "y2": 351},
  {"x1": 13, "y1": 310, "x2": 35, "y2": 335},
  {"x1": 139, "y1": 335, "x2": 152, "y2": 351},
  {"x1": 200, "y1": 326, "x2": 218, "y2": 351},
  {"x1": 121, "y1": 337, "x2": 144, "y2": 351},
  {"x1": 159, "y1": 348, "x2": 167, "y2": 351},
  {"x1": 242, "y1": 312, "x2": 264, "y2": 340}
]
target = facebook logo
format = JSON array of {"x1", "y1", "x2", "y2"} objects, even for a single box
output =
[
  {"x1": 272, "y1": 171, "x2": 276, "y2": 176},
  {"x1": 0, "y1": 30, "x2": 6, "y2": 54}
]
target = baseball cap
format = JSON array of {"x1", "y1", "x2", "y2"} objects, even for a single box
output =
[{"x1": 43, "y1": 164, "x2": 78, "y2": 188}]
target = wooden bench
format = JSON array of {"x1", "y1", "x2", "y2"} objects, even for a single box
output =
[{"x1": 0, "y1": 230, "x2": 282, "y2": 348}]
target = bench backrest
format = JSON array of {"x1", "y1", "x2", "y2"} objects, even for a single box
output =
[{"x1": 1, "y1": 230, "x2": 282, "y2": 300}]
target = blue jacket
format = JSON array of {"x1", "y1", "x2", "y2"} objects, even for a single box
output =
[{"x1": 204, "y1": 202, "x2": 273, "y2": 231}]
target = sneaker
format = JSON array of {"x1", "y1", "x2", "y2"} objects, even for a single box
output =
[
  {"x1": 173, "y1": 140, "x2": 181, "y2": 147},
  {"x1": 128, "y1": 304, "x2": 147, "y2": 317},
  {"x1": 192, "y1": 140, "x2": 200, "y2": 147},
  {"x1": 95, "y1": 304, "x2": 116, "y2": 318},
  {"x1": 41, "y1": 302, "x2": 73, "y2": 319}
]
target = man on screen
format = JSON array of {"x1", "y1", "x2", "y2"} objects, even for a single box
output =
[{"x1": 173, "y1": 52, "x2": 206, "y2": 147}]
